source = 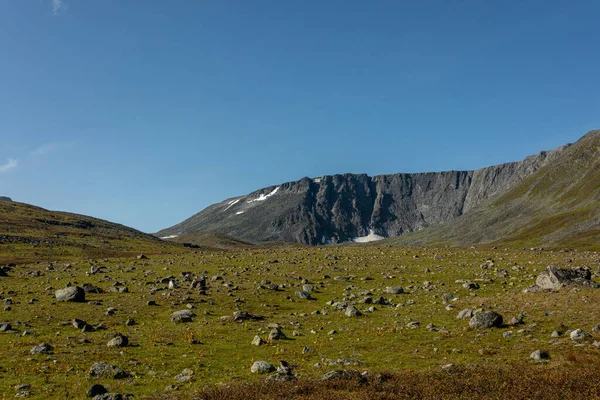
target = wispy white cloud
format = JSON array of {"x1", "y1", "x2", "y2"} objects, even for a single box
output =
[
  {"x1": 52, "y1": 0, "x2": 68, "y2": 16},
  {"x1": 31, "y1": 144, "x2": 59, "y2": 157},
  {"x1": 0, "y1": 159, "x2": 18, "y2": 173}
]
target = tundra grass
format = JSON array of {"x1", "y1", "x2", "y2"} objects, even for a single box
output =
[{"x1": 2, "y1": 246, "x2": 600, "y2": 398}]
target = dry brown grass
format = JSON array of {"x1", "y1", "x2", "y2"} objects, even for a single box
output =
[{"x1": 152, "y1": 361, "x2": 600, "y2": 400}]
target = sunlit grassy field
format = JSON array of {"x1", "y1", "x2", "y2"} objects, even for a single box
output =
[{"x1": 2, "y1": 244, "x2": 600, "y2": 398}]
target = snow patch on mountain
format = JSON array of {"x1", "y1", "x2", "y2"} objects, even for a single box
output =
[
  {"x1": 353, "y1": 229, "x2": 384, "y2": 243},
  {"x1": 224, "y1": 198, "x2": 241, "y2": 211},
  {"x1": 247, "y1": 187, "x2": 280, "y2": 203}
]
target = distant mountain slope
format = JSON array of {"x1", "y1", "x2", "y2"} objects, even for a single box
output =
[
  {"x1": 0, "y1": 201, "x2": 176, "y2": 261},
  {"x1": 158, "y1": 135, "x2": 571, "y2": 245},
  {"x1": 385, "y1": 130, "x2": 600, "y2": 250}
]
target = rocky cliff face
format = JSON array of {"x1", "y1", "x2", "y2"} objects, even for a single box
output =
[{"x1": 157, "y1": 145, "x2": 567, "y2": 245}]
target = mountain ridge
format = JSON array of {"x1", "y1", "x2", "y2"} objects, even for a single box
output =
[{"x1": 157, "y1": 135, "x2": 574, "y2": 245}]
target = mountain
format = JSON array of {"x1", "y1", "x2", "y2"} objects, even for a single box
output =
[
  {"x1": 0, "y1": 196, "x2": 12, "y2": 201},
  {"x1": 385, "y1": 130, "x2": 600, "y2": 250},
  {"x1": 157, "y1": 134, "x2": 577, "y2": 245},
  {"x1": 0, "y1": 201, "x2": 177, "y2": 262}
]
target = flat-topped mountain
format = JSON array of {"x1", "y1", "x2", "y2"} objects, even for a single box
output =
[
  {"x1": 157, "y1": 132, "x2": 591, "y2": 246},
  {"x1": 0, "y1": 196, "x2": 12, "y2": 202}
]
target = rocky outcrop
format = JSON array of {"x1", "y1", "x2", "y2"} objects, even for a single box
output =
[
  {"x1": 535, "y1": 266, "x2": 598, "y2": 290},
  {"x1": 157, "y1": 144, "x2": 567, "y2": 245}
]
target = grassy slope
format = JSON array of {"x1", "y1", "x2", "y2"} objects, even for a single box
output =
[
  {"x1": 385, "y1": 130, "x2": 600, "y2": 250},
  {"x1": 0, "y1": 201, "x2": 178, "y2": 262}
]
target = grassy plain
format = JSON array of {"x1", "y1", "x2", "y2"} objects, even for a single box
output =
[{"x1": 2, "y1": 243, "x2": 600, "y2": 398}]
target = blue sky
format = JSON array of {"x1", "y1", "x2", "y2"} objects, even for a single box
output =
[{"x1": 1, "y1": 0, "x2": 599, "y2": 233}]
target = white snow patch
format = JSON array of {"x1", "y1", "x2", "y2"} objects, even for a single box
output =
[
  {"x1": 160, "y1": 234, "x2": 179, "y2": 240},
  {"x1": 223, "y1": 198, "x2": 241, "y2": 211},
  {"x1": 235, "y1": 211, "x2": 244, "y2": 215},
  {"x1": 313, "y1": 178, "x2": 322, "y2": 183},
  {"x1": 247, "y1": 186, "x2": 280, "y2": 203},
  {"x1": 353, "y1": 229, "x2": 384, "y2": 243}
]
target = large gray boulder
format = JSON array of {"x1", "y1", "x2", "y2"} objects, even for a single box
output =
[
  {"x1": 536, "y1": 266, "x2": 598, "y2": 290},
  {"x1": 55, "y1": 286, "x2": 86, "y2": 302},
  {"x1": 469, "y1": 311, "x2": 503, "y2": 329}
]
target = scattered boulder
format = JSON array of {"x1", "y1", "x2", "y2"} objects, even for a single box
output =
[
  {"x1": 384, "y1": 286, "x2": 404, "y2": 294},
  {"x1": 0, "y1": 322, "x2": 12, "y2": 331},
  {"x1": 170, "y1": 310, "x2": 196, "y2": 323},
  {"x1": 535, "y1": 266, "x2": 598, "y2": 290},
  {"x1": 233, "y1": 311, "x2": 264, "y2": 322},
  {"x1": 345, "y1": 305, "x2": 362, "y2": 317},
  {"x1": 266, "y1": 361, "x2": 296, "y2": 382},
  {"x1": 30, "y1": 343, "x2": 53, "y2": 355},
  {"x1": 82, "y1": 283, "x2": 104, "y2": 294},
  {"x1": 295, "y1": 290, "x2": 311, "y2": 300},
  {"x1": 251, "y1": 361, "x2": 275, "y2": 374},
  {"x1": 89, "y1": 362, "x2": 129, "y2": 379},
  {"x1": 268, "y1": 327, "x2": 286, "y2": 341},
  {"x1": 456, "y1": 309, "x2": 473, "y2": 319},
  {"x1": 87, "y1": 384, "x2": 108, "y2": 398},
  {"x1": 469, "y1": 311, "x2": 503, "y2": 329},
  {"x1": 55, "y1": 286, "x2": 85, "y2": 302},
  {"x1": 530, "y1": 350, "x2": 550, "y2": 362},
  {"x1": 107, "y1": 334, "x2": 129, "y2": 348},
  {"x1": 251, "y1": 335, "x2": 264, "y2": 346},
  {"x1": 570, "y1": 329, "x2": 591, "y2": 342}
]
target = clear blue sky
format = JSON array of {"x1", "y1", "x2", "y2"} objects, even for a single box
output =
[{"x1": 1, "y1": 0, "x2": 599, "y2": 233}]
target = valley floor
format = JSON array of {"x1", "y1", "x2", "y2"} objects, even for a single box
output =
[{"x1": 2, "y1": 245, "x2": 600, "y2": 399}]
